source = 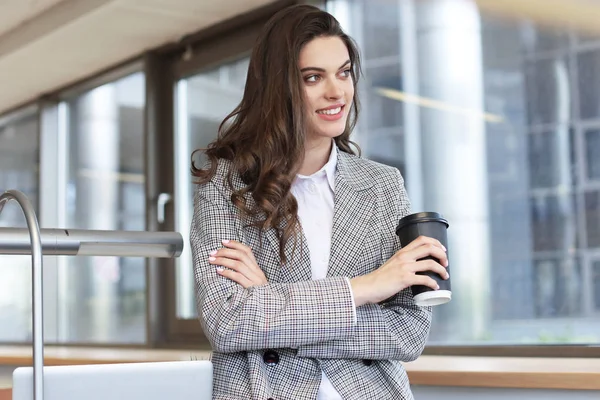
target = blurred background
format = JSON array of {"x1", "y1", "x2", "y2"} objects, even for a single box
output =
[{"x1": 0, "y1": 0, "x2": 599, "y2": 353}]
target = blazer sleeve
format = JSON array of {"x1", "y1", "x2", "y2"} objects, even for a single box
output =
[
  {"x1": 192, "y1": 180, "x2": 357, "y2": 353},
  {"x1": 296, "y1": 169, "x2": 433, "y2": 362}
]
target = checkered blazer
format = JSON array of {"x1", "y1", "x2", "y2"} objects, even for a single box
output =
[{"x1": 191, "y1": 150, "x2": 432, "y2": 400}]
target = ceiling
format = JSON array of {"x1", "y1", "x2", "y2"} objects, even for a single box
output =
[
  {"x1": 2, "y1": 0, "x2": 600, "y2": 116},
  {"x1": 0, "y1": 0, "x2": 66, "y2": 37},
  {"x1": 0, "y1": 0, "x2": 276, "y2": 115}
]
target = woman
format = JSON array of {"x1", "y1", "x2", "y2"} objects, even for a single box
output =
[{"x1": 190, "y1": 4, "x2": 449, "y2": 400}]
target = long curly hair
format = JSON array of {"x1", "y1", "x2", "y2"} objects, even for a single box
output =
[{"x1": 191, "y1": 4, "x2": 362, "y2": 263}]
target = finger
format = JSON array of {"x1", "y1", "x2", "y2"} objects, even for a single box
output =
[
  {"x1": 412, "y1": 259, "x2": 450, "y2": 279},
  {"x1": 213, "y1": 248, "x2": 253, "y2": 265},
  {"x1": 401, "y1": 235, "x2": 446, "y2": 253},
  {"x1": 222, "y1": 240, "x2": 258, "y2": 263},
  {"x1": 216, "y1": 268, "x2": 253, "y2": 289},
  {"x1": 212, "y1": 248, "x2": 262, "y2": 279},
  {"x1": 408, "y1": 244, "x2": 448, "y2": 267},
  {"x1": 411, "y1": 274, "x2": 440, "y2": 291},
  {"x1": 209, "y1": 255, "x2": 265, "y2": 285},
  {"x1": 209, "y1": 256, "x2": 252, "y2": 278}
]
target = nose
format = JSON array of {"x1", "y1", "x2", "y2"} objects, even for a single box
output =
[{"x1": 325, "y1": 78, "x2": 344, "y2": 100}]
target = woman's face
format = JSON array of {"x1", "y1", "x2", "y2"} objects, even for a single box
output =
[{"x1": 298, "y1": 36, "x2": 354, "y2": 145}]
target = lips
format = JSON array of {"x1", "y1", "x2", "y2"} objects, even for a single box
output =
[
  {"x1": 316, "y1": 104, "x2": 345, "y2": 116},
  {"x1": 316, "y1": 104, "x2": 345, "y2": 121}
]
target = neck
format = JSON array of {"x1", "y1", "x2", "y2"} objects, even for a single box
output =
[{"x1": 299, "y1": 137, "x2": 333, "y2": 176}]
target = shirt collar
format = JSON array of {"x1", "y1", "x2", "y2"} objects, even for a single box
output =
[
  {"x1": 296, "y1": 140, "x2": 338, "y2": 191},
  {"x1": 323, "y1": 141, "x2": 338, "y2": 191}
]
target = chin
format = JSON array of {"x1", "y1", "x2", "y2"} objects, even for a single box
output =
[
  {"x1": 317, "y1": 129, "x2": 344, "y2": 139},
  {"x1": 315, "y1": 123, "x2": 347, "y2": 139}
]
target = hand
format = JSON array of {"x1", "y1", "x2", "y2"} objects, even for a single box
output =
[
  {"x1": 208, "y1": 239, "x2": 268, "y2": 288},
  {"x1": 350, "y1": 235, "x2": 449, "y2": 306}
]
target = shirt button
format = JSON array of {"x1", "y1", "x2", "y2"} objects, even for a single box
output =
[{"x1": 308, "y1": 182, "x2": 317, "y2": 193}]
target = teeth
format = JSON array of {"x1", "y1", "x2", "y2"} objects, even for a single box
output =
[{"x1": 317, "y1": 107, "x2": 342, "y2": 115}]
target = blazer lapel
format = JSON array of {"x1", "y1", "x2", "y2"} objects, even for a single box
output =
[
  {"x1": 262, "y1": 151, "x2": 378, "y2": 283},
  {"x1": 222, "y1": 161, "x2": 311, "y2": 283},
  {"x1": 223, "y1": 151, "x2": 375, "y2": 283},
  {"x1": 263, "y1": 219, "x2": 312, "y2": 283},
  {"x1": 327, "y1": 151, "x2": 376, "y2": 278}
]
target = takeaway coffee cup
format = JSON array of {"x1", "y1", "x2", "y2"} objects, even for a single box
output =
[{"x1": 395, "y1": 212, "x2": 451, "y2": 307}]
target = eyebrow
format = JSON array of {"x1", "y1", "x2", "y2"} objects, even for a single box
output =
[{"x1": 300, "y1": 59, "x2": 351, "y2": 73}]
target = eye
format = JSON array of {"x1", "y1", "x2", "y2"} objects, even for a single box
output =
[
  {"x1": 304, "y1": 74, "x2": 320, "y2": 83},
  {"x1": 339, "y1": 68, "x2": 352, "y2": 78}
]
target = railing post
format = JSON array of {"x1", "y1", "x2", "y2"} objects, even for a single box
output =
[{"x1": 0, "y1": 190, "x2": 45, "y2": 400}]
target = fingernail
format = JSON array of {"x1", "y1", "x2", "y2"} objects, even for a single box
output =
[
  {"x1": 435, "y1": 285, "x2": 440, "y2": 290},
  {"x1": 445, "y1": 260, "x2": 449, "y2": 267},
  {"x1": 442, "y1": 245, "x2": 447, "y2": 252},
  {"x1": 208, "y1": 256, "x2": 216, "y2": 262},
  {"x1": 222, "y1": 239, "x2": 230, "y2": 244},
  {"x1": 209, "y1": 250, "x2": 217, "y2": 256},
  {"x1": 446, "y1": 272, "x2": 450, "y2": 279},
  {"x1": 216, "y1": 266, "x2": 224, "y2": 272}
]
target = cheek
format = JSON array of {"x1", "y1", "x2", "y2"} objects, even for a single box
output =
[
  {"x1": 345, "y1": 82, "x2": 355, "y2": 101},
  {"x1": 303, "y1": 88, "x2": 319, "y2": 113}
]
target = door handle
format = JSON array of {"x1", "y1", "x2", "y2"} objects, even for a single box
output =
[{"x1": 157, "y1": 193, "x2": 172, "y2": 224}]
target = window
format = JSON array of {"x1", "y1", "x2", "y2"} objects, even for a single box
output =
[
  {"x1": 585, "y1": 128, "x2": 600, "y2": 181},
  {"x1": 328, "y1": 0, "x2": 600, "y2": 346},
  {"x1": 162, "y1": 8, "x2": 272, "y2": 341},
  {"x1": 59, "y1": 72, "x2": 146, "y2": 343},
  {"x1": 524, "y1": 57, "x2": 572, "y2": 126},
  {"x1": 593, "y1": 260, "x2": 600, "y2": 311},
  {"x1": 0, "y1": 108, "x2": 39, "y2": 342},
  {"x1": 586, "y1": 191, "x2": 600, "y2": 248},
  {"x1": 174, "y1": 57, "x2": 250, "y2": 320},
  {"x1": 527, "y1": 129, "x2": 577, "y2": 190},
  {"x1": 533, "y1": 257, "x2": 582, "y2": 319},
  {"x1": 577, "y1": 50, "x2": 600, "y2": 120},
  {"x1": 3, "y1": 0, "x2": 600, "y2": 353}
]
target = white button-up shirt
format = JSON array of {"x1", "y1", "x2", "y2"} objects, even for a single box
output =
[{"x1": 291, "y1": 142, "x2": 355, "y2": 400}]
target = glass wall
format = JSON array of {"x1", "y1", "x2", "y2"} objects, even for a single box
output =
[
  {"x1": 2, "y1": 0, "x2": 599, "y2": 350},
  {"x1": 174, "y1": 57, "x2": 250, "y2": 319},
  {"x1": 328, "y1": 0, "x2": 600, "y2": 345},
  {"x1": 0, "y1": 109, "x2": 39, "y2": 341},
  {"x1": 60, "y1": 72, "x2": 146, "y2": 343}
]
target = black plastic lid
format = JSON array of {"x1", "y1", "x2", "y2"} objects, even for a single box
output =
[{"x1": 395, "y1": 211, "x2": 449, "y2": 234}]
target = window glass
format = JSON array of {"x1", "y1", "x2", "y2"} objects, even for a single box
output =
[
  {"x1": 174, "y1": 58, "x2": 250, "y2": 319},
  {"x1": 0, "y1": 110, "x2": 39, "y2": 341},
  {"x1": 329, "y1": 0, "x2": 600, "y2": 344},
  {"x1": 62, "y1": 72, "x2": 146, "y2": 343}
]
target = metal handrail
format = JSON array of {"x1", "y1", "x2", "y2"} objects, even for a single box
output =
[
  {"x1": 0, "y1": 190, "x2": 44, "y2": 400},
  {"x1": 0, "y1": 189, "x2": 185, "y2": 400},
  {"x1": 0, "y1": 228, "x2": 183, "y2": 257}
]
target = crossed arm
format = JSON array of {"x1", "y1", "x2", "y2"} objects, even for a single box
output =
[{"x1": 192, "y1": 180, "x2": 433, "y2": 361}]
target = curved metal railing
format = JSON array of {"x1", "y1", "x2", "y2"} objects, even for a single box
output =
[{"x1": 0, "y1": 189, "x2": 184, "y2": 400}]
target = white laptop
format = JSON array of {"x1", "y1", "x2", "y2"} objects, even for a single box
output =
[{"x1": 12, "y1": 360, "x2": 213, "y2": 400}]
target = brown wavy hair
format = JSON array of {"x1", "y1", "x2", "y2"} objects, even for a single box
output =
[{"x1": 191, "y1": 4, "x2": 362, "y2": 263}]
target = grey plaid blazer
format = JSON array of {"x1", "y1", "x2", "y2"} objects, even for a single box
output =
[{"x1": 191, "y1": 150, "x2": 432, "y2": 400}]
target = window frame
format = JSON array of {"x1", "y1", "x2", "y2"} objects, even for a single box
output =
[{"x1": 152, "y1": 0, "x2": 302, "y2": 347}]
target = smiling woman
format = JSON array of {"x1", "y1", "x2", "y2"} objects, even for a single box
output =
[
  {"x1": 189, "y1": 4, "x2": 449, "y2": 400},
  {"x1": 299, "y1": 38, "x2": 354, "y2": 156},
  {"x1": 191, "y1": 4, "x2": 363, "y2": 265}
]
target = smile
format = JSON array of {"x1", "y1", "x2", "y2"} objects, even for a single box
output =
[{"x1": 316, "y1": 106, "x2": 343, "y2": 115}]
